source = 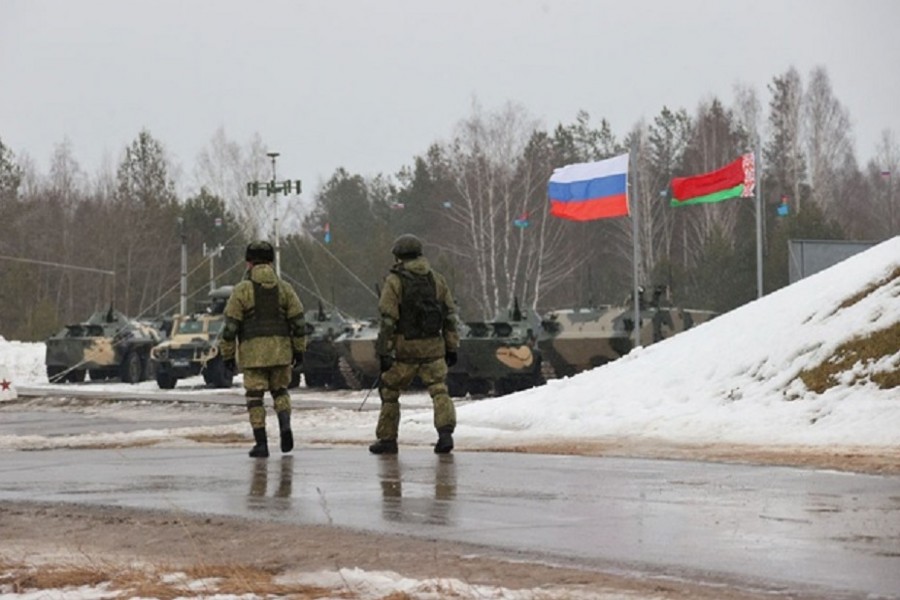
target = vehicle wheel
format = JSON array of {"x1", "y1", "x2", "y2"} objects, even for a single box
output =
[
  {"x1": 156, "y1": 371, "x2": 178, "y2": 389},
  {"x1": 120, "y1": 351, "x2": 142, "y2": 383},
  {"x1": 89, "y1": 369, "x2": 107, "y2": 381},
  {"x1": 46, "y1": 365, "x2": 65, "y2": 383},
  {"x1": 446, "y1": 373, "x2": 469, "y2": 398},
  {"x1": 494, "y1": 377, "x2": 513, "y2": 397},
  {"x1": 468, "y1": 378, "x2": 491, "y2": 397},
  {"x1": 337, "y1": 356, "x2": 362, "y2": 390},
  {"x1": 204, "y1": 356, "x2": 233, "y2": 389},
  {"x1": 67, "y1": 369, "x2": 86, "y2": 383},
  {"x1": 329, "y1": 366, "x2": 349, "y2": 390},
  {"x1": 303, "y1": 370, "x2": 321, "y2": 388},
  {"x1": 141, "y1": 352, "x2": 156, "y2": 380},
  {"x1": 289, "y1": 367, "x2": 302, "y2": 389},
  {"x1": 540, "y1": 359, "x2": 558, "y2": 381}
]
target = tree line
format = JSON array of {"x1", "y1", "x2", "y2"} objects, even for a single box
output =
[{"x1": 1, "y1": 65, "x2": 897, "y2": 342}]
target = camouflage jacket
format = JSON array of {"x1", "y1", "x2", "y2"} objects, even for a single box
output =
[
  {"x1": 376, "y1": 256, "x2": 459, "y2": 362},
  {"x1": 218, "y1": 264, "x2": 306, "y2": 368}
]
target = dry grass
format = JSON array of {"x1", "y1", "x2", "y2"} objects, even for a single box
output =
[
  {"x1": 799, "y1": 321, "x2": 900, "y2": 393},
  {"x1": 838, "y1": 265, "x2": 900, "y2": 309},
  {"x1": 0, "y1": 558, "x2": 335, "y2": 599}
]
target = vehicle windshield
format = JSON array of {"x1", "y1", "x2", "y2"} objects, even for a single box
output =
[{"x1": 176, "y1": 319, "x2": 204, "y2": 335}]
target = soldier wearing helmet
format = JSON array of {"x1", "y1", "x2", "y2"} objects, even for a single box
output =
[
  {"x1": 369, "y1": 234, "x2": 460, "y2": 455},
  {"x1": 219, "y1": 241, "x2": 307, "y2": 458}
]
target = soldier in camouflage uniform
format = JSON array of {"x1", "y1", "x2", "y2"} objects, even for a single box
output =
[
  {"x1": 219, "y1": 241, "x2": 307, "y2": 458},
  {"x1": 370, "y1": 234, "x2": 460, "y2": 455}
]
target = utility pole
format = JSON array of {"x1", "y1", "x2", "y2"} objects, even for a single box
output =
[
  {"x1": 202, "y1": 242, "x2": 224, "y2": 292},
  {"x1": 246, "y1": 152, "x2": 302, "y2": 277},
  {"x1": 203, "y1": 216, "x2": 224, "y2": 293},
  {"x1": 178, "y1": 217, "x2": 187, "y2": 315}
]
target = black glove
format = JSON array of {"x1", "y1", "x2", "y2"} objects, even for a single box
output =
[
  {"x1": 223, "y1": 357, "x2": 236, "y2": 372},
  {"x1": 445, "y1": 350, "x2": 458, "y2": 367},
  {"x1": 293, "y1": 352, "x2": 304, "y2": 367},
  {"x1": 379, "y1": 354, "x2": 394, "y2": 373}
]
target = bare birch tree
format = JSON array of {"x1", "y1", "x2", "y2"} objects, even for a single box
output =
[
  {"x1": 803, "y1": 66, "x2": 853, "y2": 214},
  {"x1": 194, "y1": 128, "x2": 271, "y2": 239},
  {"x1": 442, "y1": 102, "x2": 582, "y2": 318},
  {"x1": 680, "y1": 98, "x2": 748, "y2": 264},
  {"x1": 871, "y1": 129, "x2": 900, "y2": 237}
]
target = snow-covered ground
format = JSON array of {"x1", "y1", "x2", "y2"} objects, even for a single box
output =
[
  {"x1": 1, "y1": 237, "x2": 898, "y2": 600},
  {"x1": 2, "y1": 236, "x2": 898, "y2": 452}
]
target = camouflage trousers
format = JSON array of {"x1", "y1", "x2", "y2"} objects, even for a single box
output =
[
  {"x1": 243, "y1": 365, "x2": 292, "y2": 429},
  {"x1": 376, "y1": 357, "x2": 456, "y2": 441}
]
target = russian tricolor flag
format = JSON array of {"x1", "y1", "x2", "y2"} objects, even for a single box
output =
[{"x1": 548, "y1": 153, "x2": 630, "y2": 221}]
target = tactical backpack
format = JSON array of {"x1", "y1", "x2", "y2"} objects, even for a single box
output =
[{"x1": 395, "y1": 268, "x2": 444, "y2": 340}]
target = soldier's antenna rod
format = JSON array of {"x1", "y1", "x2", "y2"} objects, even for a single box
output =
[{"x1": 357, "y1": 375, "x2": 381, "y2": 411}]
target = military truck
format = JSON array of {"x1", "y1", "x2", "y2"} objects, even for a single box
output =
[
  {"x1": 539, "y1": 287, "x2": 716, "y2": 379},
  {"x1": 45, "y1": 307, "x2": 163, "y2": 384},
  {"x1": 447, "y1": 302, "x2": 545, "y2": 398},
  {"x1": 149, "y1": 286, "x2": 234, "y2": 389},
  {"x1": 296, "y1": 302, "x2": 358, "y2": 388}
]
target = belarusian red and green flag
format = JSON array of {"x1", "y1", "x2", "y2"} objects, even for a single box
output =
[{"x1": 670, "y1": 153, "x2": 755, "y2": 206}]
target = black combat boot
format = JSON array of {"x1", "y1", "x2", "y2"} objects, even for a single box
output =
[
  {"x1": 277, "y1": 411, "x2": 293, "y2": 453},
  {"x1": 434, "y1": 427, "x2": 454, "y2": 454},
  {"x1": 249, "y1": 427, "x2": 269, "y2": 458},
  {"x1": 369, "y1": 439, "x2": 398, "y2": 455}
]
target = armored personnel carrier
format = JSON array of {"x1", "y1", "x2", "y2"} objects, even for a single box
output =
[
  {"x1": 539, "y1": 287, "x2": 716, "y2": 379},
  {"x1": 447, "y1": 301, "x2": 544, "y2": 398},
  {"x1": 298, "y1": 302, "x2": 358, "y2": 388},
  {"x1": 333, "y1": 318, "x2": 381, "y2": 390},
  {"x1": 45, "y1": 307, "x2": 162, "y2": 384},
  {"x1": 149, "y1": 286, "x2": 234, "y2": 389}
]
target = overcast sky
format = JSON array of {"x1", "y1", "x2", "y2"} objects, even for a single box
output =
[{"x1": 2, "y1": 0, "x2": 899, "y2": 199}]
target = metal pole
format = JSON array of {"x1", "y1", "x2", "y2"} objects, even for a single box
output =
[
  {"x1": 268, "y1": 152, "x2": 281, "y2": 277},
  {"x1": 179, "y1": 218, "x2": 187, "y2": 315},
  {"x1": 207, "y1": 244, "x2": 215, "y2": 292},
  {"x1": 630, "y1": 150, "x2": 641, "y2": 350},
  {"x1": 755, "y1": 146, "x2": 764, "y2": 299},
  {"x1": 357, "y1": 375, "x2": 381, "y2": 411}
]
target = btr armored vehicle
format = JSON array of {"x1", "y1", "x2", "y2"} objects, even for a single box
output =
[
  {"x1": 447, "y1": 301, "x2": 544, "y2": 398},
  {"x1": 300, "y1": 303, "x2": 358, "y2": 389},
  {"x1": 149, "y1": 286, "x2": 234, "y2": 389},
  {"x1": 45, "y1": 307, "x2": 163, "y2": 384},
  {"x1": 539, "y1": 287, "x2": 717, "y2": 379},
  {"x1": 333, "y1": 318, "x2": 381, "y2": 390}
]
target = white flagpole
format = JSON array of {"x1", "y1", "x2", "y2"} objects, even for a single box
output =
[
  {"x1": 630, "y1": 149, "x2": 641, "y2": 349},
  {"x1": 755, "y1": 146, "x2": 764, "y2": 299}
]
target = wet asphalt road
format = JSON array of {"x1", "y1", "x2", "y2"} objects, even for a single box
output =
[{"x1": 1, "y1": 445, "x2": 898, "y2": 598}]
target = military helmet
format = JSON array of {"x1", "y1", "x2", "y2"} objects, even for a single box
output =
[
  {"x1": 391, "y1": 234, "x2": 423, "y2": 259},
  {"x1": 245, "y1": 240, "x2": 275, "y2": 263}
]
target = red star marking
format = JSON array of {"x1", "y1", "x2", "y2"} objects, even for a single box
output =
[{"x1": 0, "y1": 379, "x2": 11, "y2": 391}]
